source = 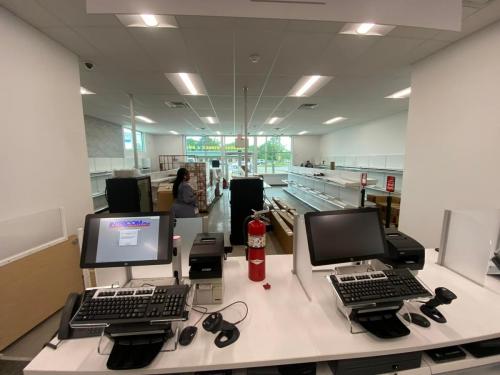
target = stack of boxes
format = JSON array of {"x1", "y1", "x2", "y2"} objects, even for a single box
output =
[
  {"x1": 367, "y1": 194, "x2": 401, "y2": 227},
  {"x1": 179, "y1": 162, "x2": 215, "y2": 212}
]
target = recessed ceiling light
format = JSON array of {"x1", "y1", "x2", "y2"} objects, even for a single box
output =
[
  {"x1": 80, "y1": 86, "x2": 95, "y2": 95},
  {"x1": 216, "y1": 130, "x2": 221, "y2": 135},
  {"x1": 116, "y1": 14, "x2": 178, "y2": 28},
  {"x1": 135, "y1": 115, "x2": 155, "y2": 124},
  {"x1": 386, "y1": 87, "x2": 411, "y2": 99},
  {"x1": 356, "y1": 23, "x2": 374, "y2": 34},
  {"x1": 298, "y1": 131, "x2": 308, "y2": 135},
  {"x1": 323, "y1": 116, "x2": 347, "y2": 125},
  {"x1": 288, "y1": 75, "x2": 333, "y2": 97},
  {"x1": 258, "y1": 131, "x2": 264, "y2": 135},
  {"x1": 267, "y1": 117, "x2": 282, "y2": 125},
  {"x1": 202, "y1": 116, "x2": 218, "y2": 124},
  {"x1": 165, "y1": 73, "x2": 207, "y2": 96},
  {"x1": 140, "y1": 14, "x2": 158, "y2": 27},
  {"x1": 170, "y1": 130, "x2": 179, "y2": 135},
  {"x1": 339, "y1": 23, "x2": 395, "y2": 36}
]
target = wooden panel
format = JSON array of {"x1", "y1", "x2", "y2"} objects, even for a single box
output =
[
  {"x1": 271, "y1": 211, "x2": 294, "y2": 254},
  {"x1": 0, "y1": 235, "x2": 84, "y2": 350}
]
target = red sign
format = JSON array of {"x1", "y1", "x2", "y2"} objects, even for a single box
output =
[
  {"x1": 386, "y1": 176, "x2": 396, "y2": 193},
  {"x1": 361, "y1": 173, "x2": 368, "y2": 187}
]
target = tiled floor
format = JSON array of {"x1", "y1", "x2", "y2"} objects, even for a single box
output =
[{"x1": 205, "y1": 186, "x2": 314, "y2": 257}]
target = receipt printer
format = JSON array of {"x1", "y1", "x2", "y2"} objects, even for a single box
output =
[
  {"x1": 383, "y1": 228, "x2": 425, "y2": 271},
  {"x1": 189, "y1": 233, "x2": 225, "y2": 305}
]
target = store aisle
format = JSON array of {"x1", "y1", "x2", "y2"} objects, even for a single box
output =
[{"x1": 206, "y1": 185, "x2": 314, "y2": 257}]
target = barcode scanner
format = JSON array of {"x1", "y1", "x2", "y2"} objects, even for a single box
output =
[
  {"x1": 421, "y1": 287, "x2": 457, "y2": 323},
  {"x1": 202, "y1": 313, "x2": 240, "y2": 348}
]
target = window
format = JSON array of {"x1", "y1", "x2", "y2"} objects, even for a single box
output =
[
  {"x1": 185, "y1": 135, "x2": 291, "y2": 175},
  {"x1": 256, "y1": 136, "x2": 291, "y2": 173},
  {"x1": 123, "y1": 128, "x2": 145, "y2": 152}
]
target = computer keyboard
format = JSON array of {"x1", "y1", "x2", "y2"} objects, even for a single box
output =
[
  {"x1": 329, "y1": 269, "x2": 432, "y2": 307},
  {"x1": 70, "y1": 284, "x2": 190, "y2": 328}
]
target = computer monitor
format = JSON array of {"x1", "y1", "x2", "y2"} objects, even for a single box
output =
[
  {"x1": 304, "y1": 208, "x2": 388, "y2": 266},
  {"x1": 80, "y1": 212, "x2": 173, "y2": 268}
]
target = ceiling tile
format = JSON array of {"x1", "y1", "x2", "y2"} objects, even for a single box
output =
[
  {"x1": 37, "y1": 0, "x2": 122, "y2": 27},
  {"x1": 0, "y1": 0, "x2": 64, "y2": 27}
]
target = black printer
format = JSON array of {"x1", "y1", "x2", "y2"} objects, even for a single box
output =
[
  {"x1": 383, "y1": 228, "x2": 425, "y2": 270},
  {"x1": 189, "y1": 233, "x2": 224, "y2": 279}
]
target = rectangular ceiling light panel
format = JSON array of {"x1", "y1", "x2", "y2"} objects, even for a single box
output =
[
  {"x1": 339, "y1": 23, "x2": 395, "y2": 36},
  {"x1": 323, "y1": 116, "x2": 346, "y2": 124},
  {"x1": 288, "y1": 75, "x2": 332, "y2": 97},
  {"x1": 165, "y1": 73, "x2": 208, "y2": 96},
  {"x1": 202, "y1": 116, "x2": 218, "y2": 124},
  {"x1": 80, "y1": 86, "x2": 95, "y2": 95},
  {"x1": 116, "y1": 14, "x2": 178, "y2": 28},
  {"x1": 386, "y1": 87, "x2": 411, "y2": 99}
]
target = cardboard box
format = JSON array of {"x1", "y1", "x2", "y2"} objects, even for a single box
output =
[{"x1": 157, "y1": 183, "x2": 174, "y2": 211}]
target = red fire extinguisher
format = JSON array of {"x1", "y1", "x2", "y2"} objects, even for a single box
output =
[{"x1": 247, "y1": 209, "x2": 268, "y2": 282}]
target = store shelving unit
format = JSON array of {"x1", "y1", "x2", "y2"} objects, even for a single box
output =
[
  {"x1": 284, "y1": 166, "x2": 378, "y2": 211},
  {"x1": 323, "y1": 154, "x2": 405, "y2": 196}
]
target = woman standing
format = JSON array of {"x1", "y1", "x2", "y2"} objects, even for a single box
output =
[{"x1": 171, "y1": 168, "x2": 198, "y2": 218}]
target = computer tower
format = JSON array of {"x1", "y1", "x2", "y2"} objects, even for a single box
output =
[
  {"x1": 230, "y1": 178, "x2": 264, "y2": 245},
  {"x1": 105, "y1": 176, "x2": 153, "y2": 213}
]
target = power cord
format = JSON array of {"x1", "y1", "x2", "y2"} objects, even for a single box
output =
[{"x1": 188, "y1": 301, "x2": 249, "y2": 326}]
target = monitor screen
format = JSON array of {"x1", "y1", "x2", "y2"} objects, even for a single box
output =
[
  {"x1": 80, "y1": 212, "x2": 173, "y2": 268},
  {"x1": 304, "y1": 208, "x2": 387, "y2": 266}
]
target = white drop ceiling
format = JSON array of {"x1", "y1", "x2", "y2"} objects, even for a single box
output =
[{"x1": 2, "y1": 0, "x2": 500, "y2": 135}]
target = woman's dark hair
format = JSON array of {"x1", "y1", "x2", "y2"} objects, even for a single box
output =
[{"x1": 173, "y1": 168, "x2": 189, "y2": 198}]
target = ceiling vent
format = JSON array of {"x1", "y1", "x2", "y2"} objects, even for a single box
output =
[
  {"x1": 165, "y1": 101, "x2": 190, "y2": 109},
  {"x1": 463, "y1": 0, "x2": 492, "y2": 8},
  {"x1": 298, "y1": 103, "x2": 319, "y2": 110}
]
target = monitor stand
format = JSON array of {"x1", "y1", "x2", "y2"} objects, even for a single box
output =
[
  {"x1": 123, "y1": 243, "x2": 183, "y2": 287},
  {"x1": 334, "y1": 260, "x2": 386, "y2": 275},
  {"x1": 105, "y1": 322, "x2": 173, "y2": 370},
  {"x1": 351, "y1": 308, "x2": 410, "y2": 339}
]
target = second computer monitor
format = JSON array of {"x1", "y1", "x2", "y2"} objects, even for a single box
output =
[{"x1": 304, "y1": 208, "x2": 388, "y2": 266}]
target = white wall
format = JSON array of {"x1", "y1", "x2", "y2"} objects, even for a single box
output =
[
  {"x1": 292, "y1": 135, "x2": 322, "y2": 166},
  {"x1": 319, "y1": 112, "x2": 407, "y2": 160},
  {"x1": 0, "y1": 8, "x2": 92, "y2": 236},
  {"x1": 399, "y1": 20, "x2": 500, "y2": 248},
  {"x1": 150, "y1": 135, "x2": 185, "y2": 170}
]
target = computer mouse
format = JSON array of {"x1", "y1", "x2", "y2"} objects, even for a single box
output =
[
  {"x1": 402, "y1": 313, "x2": 431, "y2": 328},
  {"x1": 179, "y1": 326, "x2": 197, "y2": 346}
]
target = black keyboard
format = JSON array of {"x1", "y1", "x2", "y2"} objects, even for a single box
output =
[
  {"x1": 330, "y1": 269, "x2": 431, "y2": 307},
  {"x1": 70, "y1": 285, "x2": 190, "y2": 328}
]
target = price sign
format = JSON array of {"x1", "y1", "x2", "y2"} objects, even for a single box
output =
[
  {"x1": 386, "y1": 176, "x2": 396, "y2": 193},
  {"x1": 361, "y1": 173, "x2": 368, "y2": 187}
]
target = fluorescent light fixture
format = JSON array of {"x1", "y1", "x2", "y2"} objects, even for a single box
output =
[
  {"x1": 258, "y1": 131, "x2": 264, "y2": 135},
  {"x1": 135, "y1": 115, "x2": 155, "y2": 124},
  {"x1": 339, "y1": 23, "x2": 395, "y2": 36},
  {"x1": 267, "y1": 117, "x2": 282, "y2": 125},
  {"x1": 140, "y1": 14, "x2": 158, "y2": 27},
  {"x1": 165, "y1": 73, "x2": 207, "y2": 96},
  {"x1": 179, "y1": 73, "x2": 197, "y2": 95},
  {"x1": 356, "y1": 23, "x2": 374, "y2": 34},
  {"x1": 80, "y1": 86, "x2": 95, "y2": 95},
  {"x1": 170, "y1": 130, "x2": 179, "y2": 135},
  {"x1": 298, "y1": 131, "x2": 308, "y2": 135},
  {"x1": 288, "y1": 75, "x2": 333, "y2": 97},
  {"x1": 323, "y1": 116, "x2": 347, "y2": 125},
  {"x1": 216, "y1": 131, "x2": 221, "y2": 135},
  {"x1": 386, "y1": 87, "x2": 412, "y2": 99},
  {"x1": 116, "y1": 15, "x2": 178, "y2": 28},
  {"x1": 202, "y1": 116, "x2": 218, "y2": 124}
]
